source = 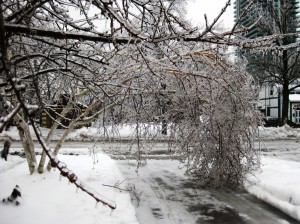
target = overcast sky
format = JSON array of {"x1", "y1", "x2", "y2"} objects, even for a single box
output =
[{"x1": 186, "y1": 0, "x2": 234, "y2": 29}]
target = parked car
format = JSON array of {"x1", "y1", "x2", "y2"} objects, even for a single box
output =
[{"x1": 263, "y1": 116, "x2": 281, "y2": 127}]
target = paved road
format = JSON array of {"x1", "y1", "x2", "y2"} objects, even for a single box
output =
[{"x1": 10, "y1": 139, "x2": 299, "y2": 160}]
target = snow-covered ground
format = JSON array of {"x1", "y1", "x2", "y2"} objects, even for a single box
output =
[
  {"x1": 1, "y1": 125, "x2": 300, "y2": 222},
  {"x1": 245, "y1": 157, "x2": 300, "y2": 221},
  {"x1": 250, "y1": 126, "x2": 300, "y2": 221},
  {"x1": 0, "y1": 154, "x2": 138, "y2": 224}
]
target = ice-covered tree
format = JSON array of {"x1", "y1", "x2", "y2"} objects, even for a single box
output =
[
  {"x1": 108, "y1": 42, "x2": 260, "y2": 188},
  {"x1": 1, "y1": 0, "x2": 299, "y2": 195}
]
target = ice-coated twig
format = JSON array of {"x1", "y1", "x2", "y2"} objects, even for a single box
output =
[{"x1": 102, "y1": 180, "x2": 142, "y2": 206}]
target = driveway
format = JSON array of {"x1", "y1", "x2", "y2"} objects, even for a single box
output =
[{"x1": 116, "y1": 159, "x2": 299, "y2": 224}]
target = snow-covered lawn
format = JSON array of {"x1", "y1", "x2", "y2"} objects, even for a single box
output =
[
  {"x1": 245, "y1": 157, "x2": 300, "y2": 221},
  {"x1": 0, "y1": 154, "x2": 138, "y2": 224}
]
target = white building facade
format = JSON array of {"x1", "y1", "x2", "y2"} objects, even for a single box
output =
[{"x1": 259, "y1": 84, "x2": 300, "y2": 125}]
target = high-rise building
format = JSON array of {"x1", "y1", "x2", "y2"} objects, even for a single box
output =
[{"x1": 234, "y1": 0, "x2": 300, "y2": 39}]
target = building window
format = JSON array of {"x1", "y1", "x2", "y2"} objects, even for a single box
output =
[
  {"x1": 270, "y1": 84, "x2": 274, "y2": 96},
  {"x1": 267, "y1": 107, "x2": 271, "y2": 116}
]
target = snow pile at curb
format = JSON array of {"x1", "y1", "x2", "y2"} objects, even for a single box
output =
[
  {"x1": 0, "y1": 154, "x2": 138, "y2": 224},
  {"x1": 245, "y1": 157, "x2": 300, "y2": 221},
  {"x1": 258, "y1": 125, "x2": 300, "y2": 140},
  {"x1": 68, "y1": 126, "x2": 135, "y2": 141},
  {"x1": 2, "y1": 124, "x2": 300, "y2": 142},
  {"x1": 0, "y1": 124, "x2": 165, "y2": 141}
]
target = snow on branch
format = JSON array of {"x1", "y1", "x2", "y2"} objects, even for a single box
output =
[
  {"x1": 201, "y1": 0, "x2": 232, "y2": 37},
  {"x1": 183, "y1": 32, "x2": 300, "y2": 50},
  {"x1": 0, "y1": 97, "x2": 21, "y2": 133}
]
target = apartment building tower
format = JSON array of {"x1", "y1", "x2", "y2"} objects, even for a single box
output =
[{"x1": 234, "y1": 0, "x2": 300, "y2": 38}]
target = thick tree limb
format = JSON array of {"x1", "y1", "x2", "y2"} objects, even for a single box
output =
[{"x1": 4, "y1": 23, "x2": 139, "y2": 44}]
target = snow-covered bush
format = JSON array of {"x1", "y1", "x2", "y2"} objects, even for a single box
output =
[{"x1": 167, "y1": 54, "x2": 260, "y2": 188}]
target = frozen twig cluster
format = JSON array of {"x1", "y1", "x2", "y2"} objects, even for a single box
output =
[{"x1": 102, "y1": 179, "x2": 142, "y2": 206}]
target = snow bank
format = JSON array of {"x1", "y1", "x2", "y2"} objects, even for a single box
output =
[
  {"x1": 258, "y1": 125, "x2": 300, "y2": 140},
  {"x1": 68, "y1": 123, "x2": 167, "y2": 141},
  {"x1": 2, "y1": 124, "x2": 300, "y2": 142},
  {"x1": 68, "y1": 125, "x2": 135, "y2": 141},
  {"x1": 85, "y1": 123, "x2": 300, "y2": 142},
  {"x1": 245, "y1": 157, "x2": 300, "y2": 221},
  {"x1": 0, "y1": 154, "x2": 138, "y2": 224},
  {"x1": 0, "y1": 123, "x2": 166, "y2": 141}
]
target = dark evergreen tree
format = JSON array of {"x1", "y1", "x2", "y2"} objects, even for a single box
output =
[{"x1": 243, "y1": 0, "x2": 300, "y2": 124}]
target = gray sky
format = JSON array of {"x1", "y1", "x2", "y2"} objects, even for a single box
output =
[{"x1": 187, "y1": 0, "x2": 234, "y2": 29}]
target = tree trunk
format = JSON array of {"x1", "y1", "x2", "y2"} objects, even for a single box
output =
[
  {"x1": 37, "y1": 101, "x2": 73, "y2": 173},
  {"x1": 46, "y1": 120, "x2": 76, "y2": 171},
  {"x1": 15, "y1": 113, "x2": 36, "y2": 174},
  {"x1": 45, "y1": 98, "x2": 119, "y2": 171},
  {"x1": 1, "y1": 138, "x2": 12, "y2": 161},
  {"x1": 281, "y1": 48, "x2": 290, "y2": 126},
  {"x1": 281, "y1": 82, "x2": 289, "y2": 125},
  {"x1": 17, "y1": 124, "x2": 36, "y2": 174}
]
